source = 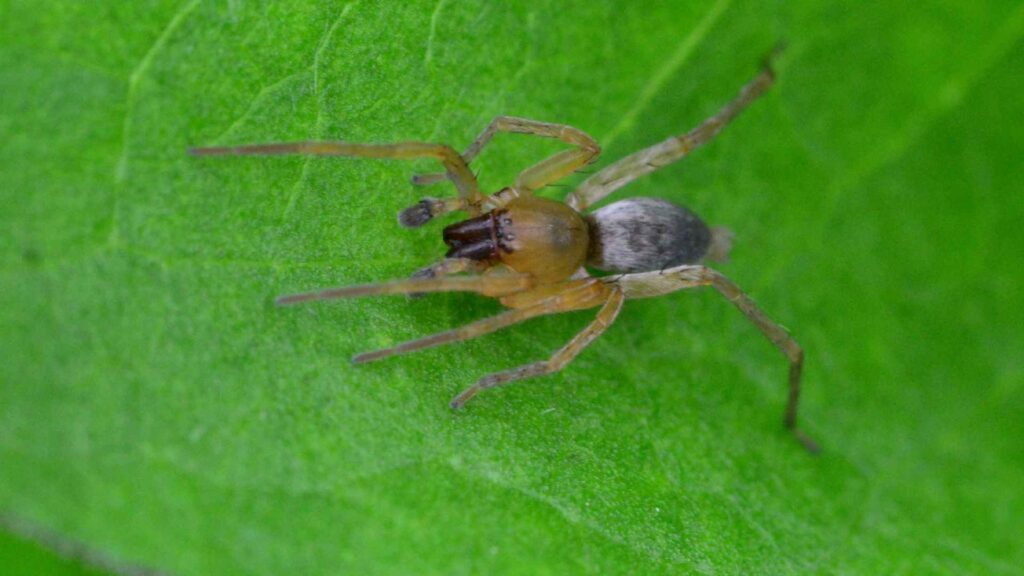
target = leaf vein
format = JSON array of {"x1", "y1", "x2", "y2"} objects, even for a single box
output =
[
  {"x1": 756, "y1": 3, "x2": 1024, "y2": 289},
  {"x1": 600, "y1": 0, "x2": 732, "y2": 148},
  {"x1": 423, "y1": 0, "x2": 449, "y2": 66},
  {"x1": 110, "y1": 0, "x2": 201, "y2": 248},
  {"x1": 282, "y1": 2, "x2": 357, "y2": 220}
]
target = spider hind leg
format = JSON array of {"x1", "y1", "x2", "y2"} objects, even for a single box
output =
[
  {"x1": 614, "y1": 264, "x2": 818, "y2": 453},
  {"x1": 450, "y1": 289, "x2": 625, "y2": 408}
]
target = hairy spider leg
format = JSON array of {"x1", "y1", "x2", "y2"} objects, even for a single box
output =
[
  {"x1": 412, "y1": 116, "x2": 601, "y2": 196},
  {"x1": 274, "y1": 272, "x2": 534, "y2": 306},
  {"x1": 450, "y1": 288, "x2": 625, "y2": 408},
  {"x1": 352, "y1": 305, "x2": 556, "y2": 365},
  {"x1": 409, "y1": 257, "x2": 489, "y2": 280},
  {"x1": 353, "y1": 277, "x2": 613, "y2": 363},
  {"x1": 407, "y1": 257, "x2": 489, "y2": 286},
  {"x1": 612, "y1": 264, "x2": 817, "y2": 453},
  {"x1": 567, "y1": 52, "x2": 779, "y2": 211},
  {"x1": 188, "y1": 141, "x2": 486, "y2": 219}
]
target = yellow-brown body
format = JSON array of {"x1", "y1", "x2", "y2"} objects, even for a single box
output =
[
  {"x1": 443, "y1": 195, "x2": 590, "y2": 284},
  {"x1": 495, "y1": 196, "x2": 590, "y2": 283},
  {"x1": 443, "y1": 194, "x2": 723, "y2": 311}
]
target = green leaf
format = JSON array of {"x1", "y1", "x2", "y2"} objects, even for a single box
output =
[{"x1": 3, "y1": 1, "x2": 1023, "y2": 574}]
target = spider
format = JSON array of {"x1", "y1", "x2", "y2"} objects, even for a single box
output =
[{"x1": 190, "y1": 50, "x2": 818, "y2": 452}]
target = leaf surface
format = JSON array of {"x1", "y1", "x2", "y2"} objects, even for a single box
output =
[{"x1": 2, "y1": 1, "x2": 1023, "y2": 574}]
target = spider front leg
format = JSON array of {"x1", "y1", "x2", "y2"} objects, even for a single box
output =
[
  {"x1": 189, "y1": 140, "x2": 486, "y2": 222},
  {"x1": 275, "y1": 270, "x2": 534, "y2": 306},
  {"x1": 412, "y1": 116, "x2": 601, "y2": 193},
  {"x1": 567, "y1": 47, "x2": 780, "y2": 211},
  {"x1": 451, "y1": 288, "x2": 625, "y2": 408},
  {"x1": 409, "y1": 258, "x2": 487, "y2": 281},
  {"x1": 614, "y1": 265, "x2": 818, "y2": 453},
  {"x1": 405, "y1": 258, "x2": 489, "y2": 299}
]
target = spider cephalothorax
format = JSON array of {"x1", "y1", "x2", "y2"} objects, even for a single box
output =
[
  {"x1": 190, "y1": 48, "x2": 817, "y2": 452},
  {"x1": 442, "y1": 195, "x2": 590, "y2": 283}
]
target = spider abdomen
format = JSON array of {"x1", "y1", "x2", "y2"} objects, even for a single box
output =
[{"x1": 586, "y1": 197, "x2": 714, "y2": 273}]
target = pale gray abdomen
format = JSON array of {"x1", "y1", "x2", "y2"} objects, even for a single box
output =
[{"x1": 585, "y1": 197, "x2": 711, "y2": 273}]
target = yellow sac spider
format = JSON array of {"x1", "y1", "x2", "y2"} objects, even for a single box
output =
[{"x1": 191, "y1": 49, "x2": 818, "y2": 452}]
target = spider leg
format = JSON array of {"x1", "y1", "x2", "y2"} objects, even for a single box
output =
[
  {"x1": 189, "y1": 140, "x2": 485, "y2": 219},
  {"x1": 450, "y1": 288, "x2": 625, "y2": 408},
  {"x1": 356, "y1": 276, "x2": 612, "y2": 362},
  {"x1": 514, "y1": 145, "x2": 600, "y2": 194},
  {"x1": 412, "y1": 117, "x2": 601, "y2": 193},
  {"x1": 275, "y1": 272, "x2": 533, "y2": 306},
  {"x1": 612, "y1": 264, "x2": 818, "y2": 453},
  {"x1": 354, "y1": 294, "x2": 575, "y2": 364},
  {"x1": 406, "y1": 258, "x2": 490, "y2": 299},
  {"x1": 409, "y1": 258, "x2": 488, "y2": 281},
  {"x1": 568, "y1": 47, "x2": 781, "y2": 211}
]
